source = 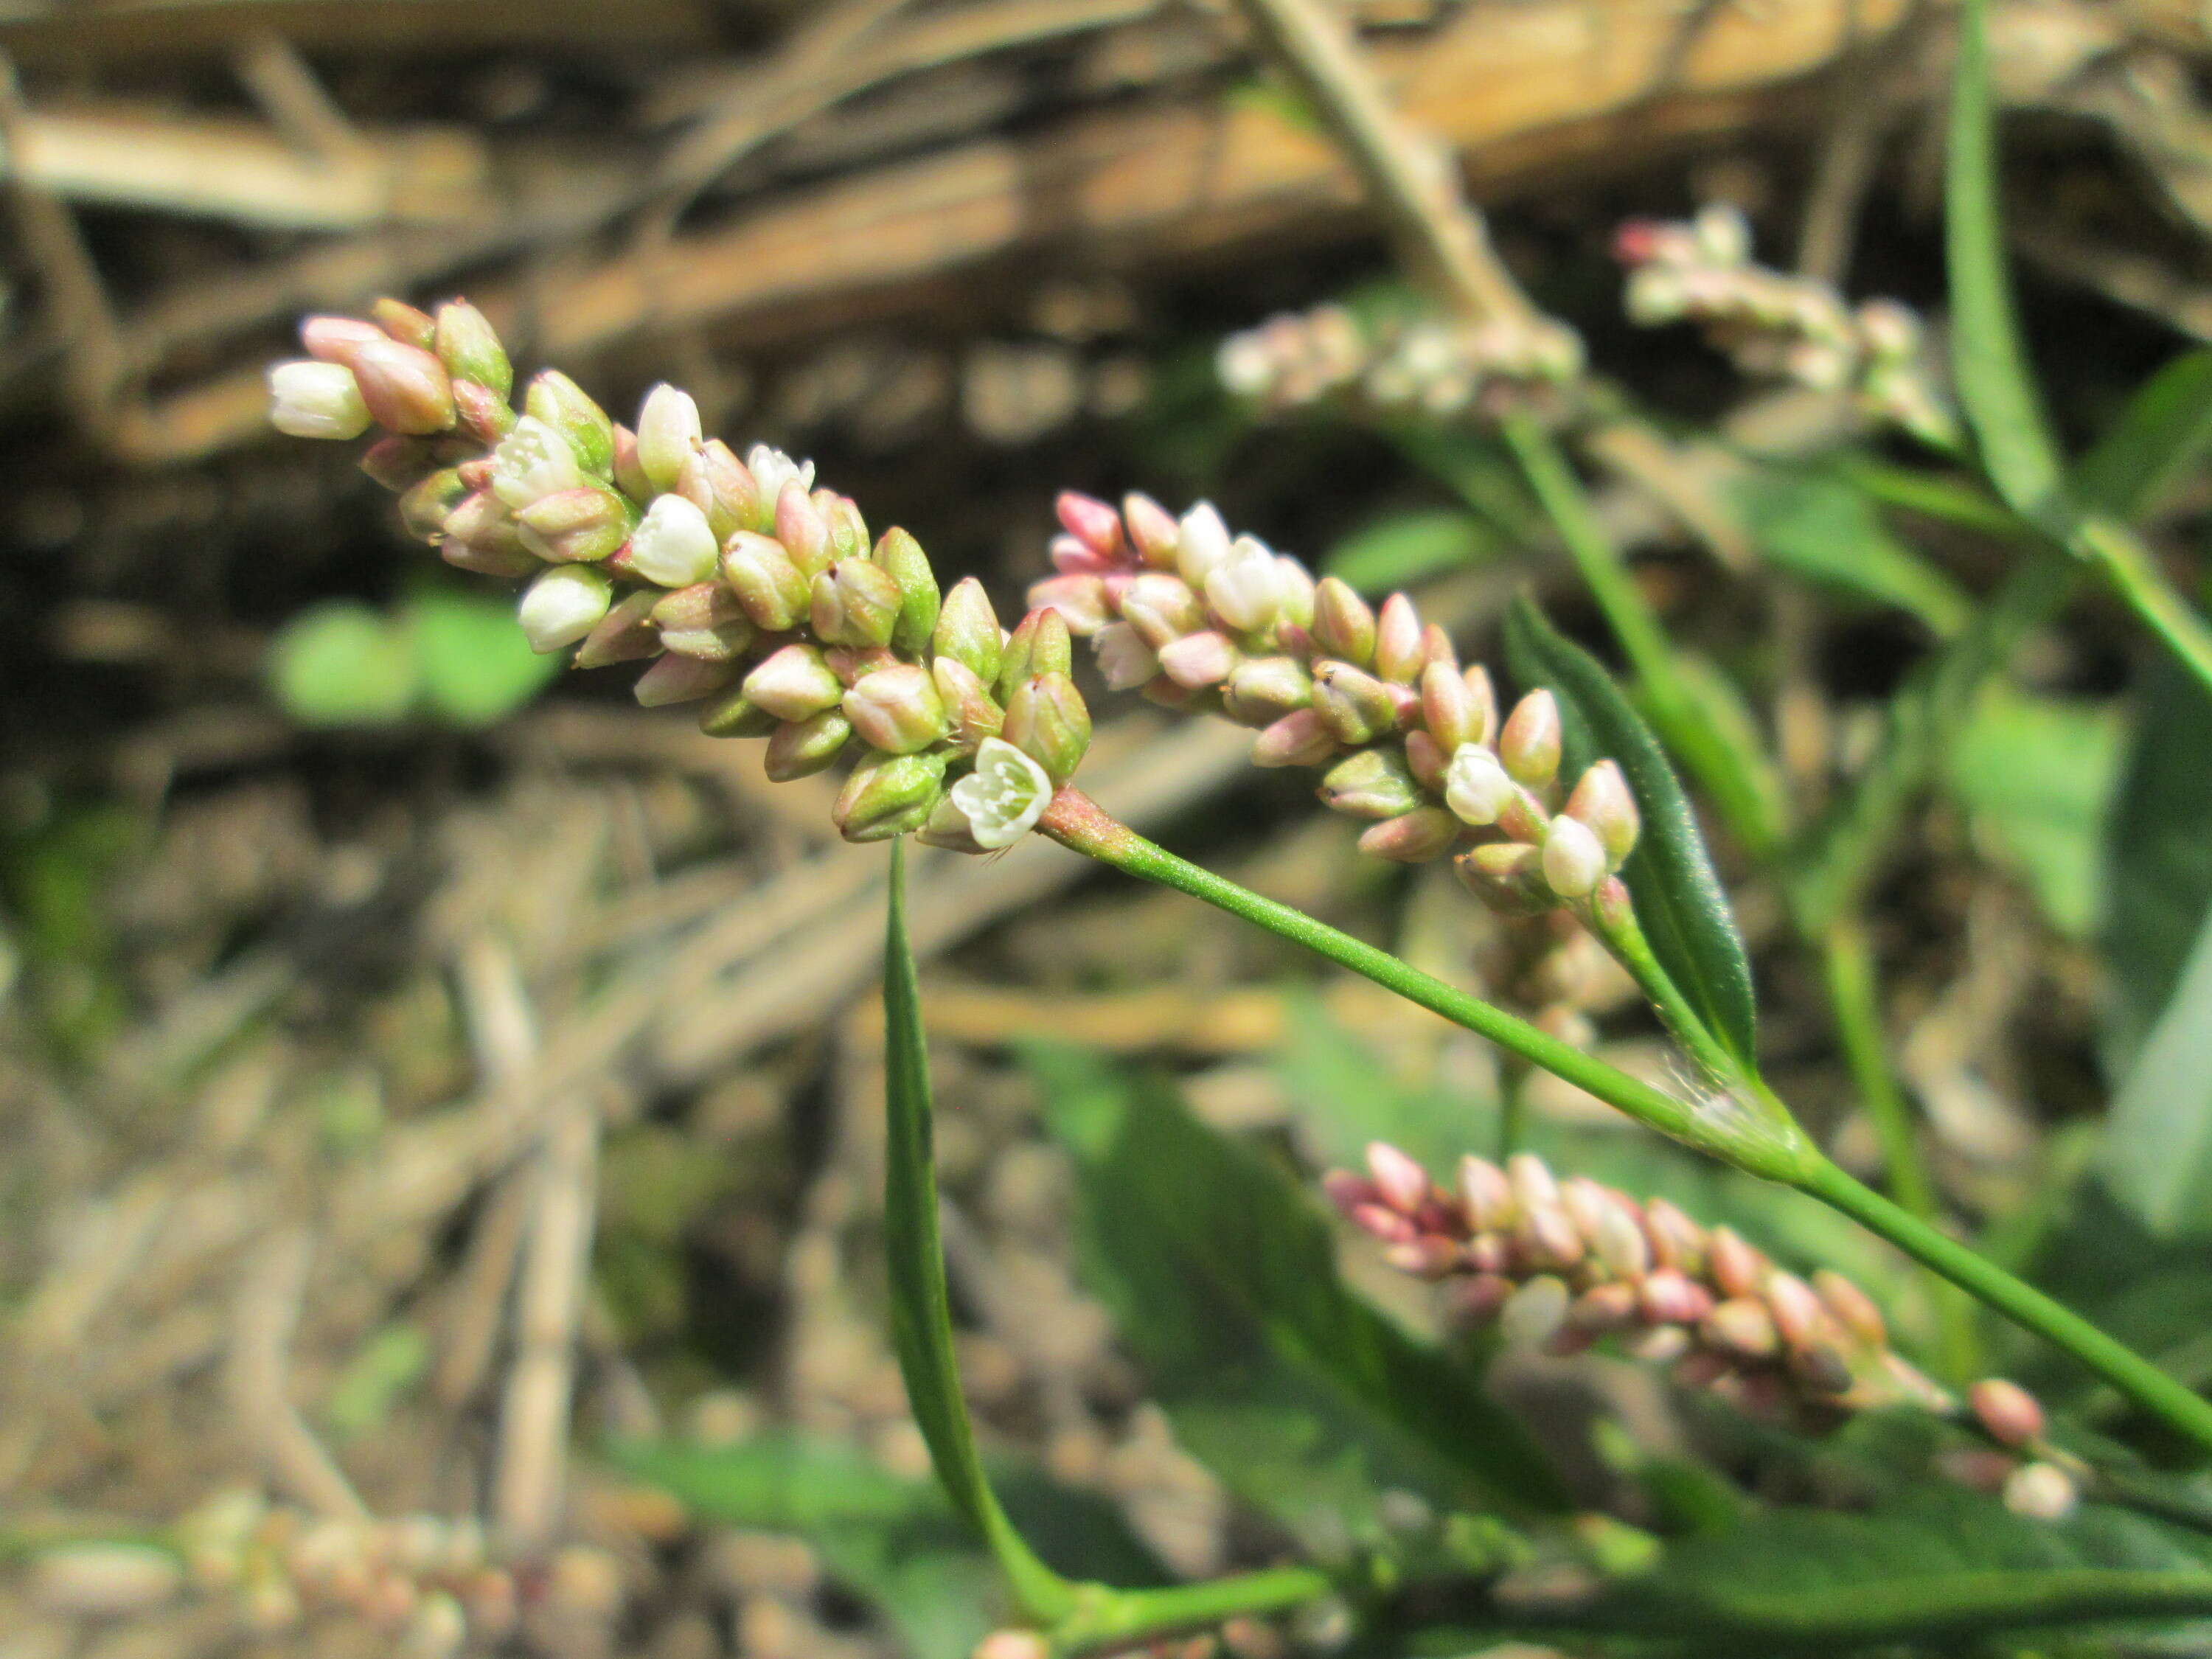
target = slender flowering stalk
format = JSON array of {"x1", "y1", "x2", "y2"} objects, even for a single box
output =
[
  {"x1": 1329, "y1": 1141, "x2": 2085, "y2": 1517},
  {"x1": 1217, "y1": 300, "x2": 1584, "y2": 422},
  {"x1": 1615, "y1": 204, "x2": 1959, "y2": 448},
  {"x1": 265, "y1": 301, "x2": 1087, "y2": 851},
  {"x1": 1030, "y1": 491, "x2": 1644, "y2": 925}
]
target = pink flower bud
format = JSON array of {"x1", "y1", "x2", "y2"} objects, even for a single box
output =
[
  {"x1": 1365, "y1": 1142, "x2": 1430, "y2": 1213},
  {"x1": 349, "y1": 338, "x2": 455, "y2": 434},
  {"x1": 1001, "y1": 671, "x2": 1092, "y2": 785},
  {"x1": 1056, "y1": 491, "x2": 1125, "y2": 560},
  {"x1": 1357, "y1": 807, "x2": 1458, "y2": 863},
  {"x1": 1310, "y1": 660, "x2": 1396, "y2": 745},
  {"x1": 1312, "y1": 577, "x2": 1377, "y2": 667},
  {"x1": 743, "y1": 643, "x2": 844, "y2": 721},
  {"x1": 517, "y1": 565, "x2": 612, "y2": 653},
  {"x1": 1318, "y1": 750, "x2": 1422, "y2": 820},
  {"x1": 651, "y1": 582, "x2": 754, "y2": 661},
  {"x1": 1404, "y1": 730, "x2": 1448, "y2": 793},
  {"x1": 1444, "y1": 744, "x2": 1514, "y2": 827},
  {"x1": 697, "y1": 439, "x2": 764, "y2": 539},
  {"x1": 574, "y1": 590, "x2": 661, "y2": 669},
  {"x1": 634, "y1": 654, "x2": 739, "y2": 707},
  {"x1": 514, "y1": 486, "x2": 634, "y2": 565},
  {"x1": 300, "y1": 315, "x2": 387, "y2": 366},
  {"x1": 360, "y1": 433, "x2": 439, "y2": 491},
  {"x1": 812, "y1": 559, "x2": 905, "y2": 650},
  {"x1": 1457, "y1": 1156, "x2": 1514, "y2": 1231},
  {"x1": 1116, "y1": 572, "x2": 1204, "y2": 651},
  {"x1": 1420, "y1": 663, "x2": 1485, "y2": 754},
  {"x1": 1565, "y1": 759, "x2": 1640, "y2": 869},
  {"x1": 1638, "y1": 1269, "x2": 1714, "y2": 1327},
  {"x1": 524, "y1": 370, "x2": 613, "y2": 476},
  {"x1": 1569, "y1": 1281, "x2": 1641, "y2": 1336},
  {"x1": 1765, "y1": 1271, "x2": 1829, "y2": 1350},
  {"x1": 1373, "y1": 594, "x2": 1425, "y2": 684},
  {"x1": 372, "y1": 296, "x2": 437, "y2": 347},
  {"x1": 833, "y1": 750, "x2": 950, "y2": 843},
  {"x1": 1030, "y1": 574, "x2": 1113, "y2": 635},
  {"x1": 933, "y1": 577, "x2": 1005, "y2": 684},
  {"x1": 1158, "y1": 630, "x2": 1242, "y2": 691},
  {"x1": 1969, "y1": 1378, "x2": 2045, "y2": 1449},
  {"x1": 1706, "y1": 1228, "x2": 1765, "y2": 1300},
  {"x1": 432, "y1": 301, "x2": 510, "y2": 399},
  {"x1": 1093, "y1": 622, "x2": 1161, "y2": 692},
  {"x1": 1703, "y1": 1296, "x2": 1779, "y2": 1359},
  {"x1": 1499, "y1": 689, "x2": 1562, "y2": 788},
  {"x1": 1590, "y1": 1200, "x2": 1651, "y2": 1279},
  {"x1": 1453, "y1": 842, "x2": 1552, "y2": 915},
  {"x1": 933, "y1": 658, "x2": 1006, "y2": 748},
  {"x1": 1812, "y1": 1270, "x2": 1886, "y2": 1346},
  {"x1": 1251, "y1": 708, "x2": 1338, "y2": 768},
  {"x1": 764, "y1": 709, "x2": 852, "y2": 781},
  {"x1": 1321, "y1": 1170, "x2": 1377, "y2": 1217},
  {"x1": 1175, "y1": 501, "x2": 1233, "y2": 585},
  {"x1": 268, "y1": 360, "x2": 371, "y2": 440},
  {"x1": 1644, "y1": 1199, "x2": 1708, "y2": 1274},
  {"x1": 1540, "y1": 816, "x2": 1607, "y2": 900},
  {"x1": 844, "y1": 664, "x2": 950, "y2": 755},
  {"x1": 1122, "y1": 492, "x2": 1181, "y2": 568}
]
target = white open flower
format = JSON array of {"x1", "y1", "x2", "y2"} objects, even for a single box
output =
[
  {"x1": 492, "y1": 415, "x2": 585, "y2": 510},
  {"x1": 518, "y1": 565, "x2": 613, "y2": 653},
  {"x1": 1203, "y1": 534, "x2": 1283, "y2": 633},
  {"x1": 1093, "y1": 622, "x2": 1160, "y2": 692},
  {"x1": 627, "y1": 494, "x2": 719, "y2": 587},
  {"x1": 636, "y1": 383, "x2": 702, "y2": 494},
  {"x1": 268, "y1": 360, "x2": 370, "y2": 440},
  {"x1": 1443, "y1": 743, "x2": 1515, "y2": 827},
  {"x1": 1175, "y1": 501, "x2": 1232, "y2": 587},
  {"x1": 746, "y1": 443, "x2": 816, "y2": 504},
  {"x1": 947, "y1": 737, "x2": 1054, "y2": 850}
]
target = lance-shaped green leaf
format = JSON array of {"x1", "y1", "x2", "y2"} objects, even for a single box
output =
[
  {"x1": 2073, "y1": 348, "x2": 2212, "y2": 520},
  {"x1": 882, "y1": 841, "x2": 1077, "y2": 1621},
  {"x1": 1505, "y1": 596, "x2": 1759, "y2": 1071}
]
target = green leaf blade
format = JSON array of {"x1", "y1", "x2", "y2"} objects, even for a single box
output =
[{"x1": 1504, "y1": 596, "x2": 1759, "y2": 1070}]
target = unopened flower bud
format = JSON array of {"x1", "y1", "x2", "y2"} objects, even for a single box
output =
[
  {"x1": 815, "y1": 493, "x2": 865, "y2": 563},
  {"x1": 269, "y1": 358, "x2": 373, "y2": 439},
  {"x1": 1373, "y1": 594, "x2": 1425, "y2": 684},
  {"x1": 652, "y1": 582, "x2": 754, "y2": 661},
  {"x1": 775, "y1": 480, "x2": 832, "y2": 578},
  {"x1": 1764, "y1": 1271, "x2": 1828, "y2": 1350},
  {"x1": 1205, "y1": 535, "x2": 1284, "y2": 633},
  {"x1": 432, "y1": 301, "x2": 510, "y2": 399},
  {"x1": 712, "y1": 535, "x2": 801, "y2": 633},
  {"x1": 1056, "y1": 491, "x2": 1125, "y2": 560},
  {"x1": 1252, "y1": 708, "x2": 1338, "y2": 768},
  {"x1": 1030, "y1": 574, "x2": 1113, "y2": 635},
  {"x1": 1319, "y1": 749, "x2": 1423, "y2": 820},
  {"x1": 1969, "y1": 1378, "x2": 2045, "y2": 1449},
  {"x1": 625, "y1": 493, "x2": 720, "y2": 587},
  {"x1": 933, "y1": 658, "x2": 1005, "y2": 747},
  {"x1": 518, "y1": 565, "x2": 613, "y2": 653},
  {"x1": 491, "y1": 415, "x2": 586, "y2": 510},
  {"x1": 744, "y1": 642, "x2": 844, "y2": 721},
  {"x1": 942, "y1": 737, "x2": 1056, "y2": 850},
  {"x1": 301, "y1": 315, "x2": 387, "y2": 365},
  {"x1": 372, "y1": 296, "x2": 437, "y2": 347},
  {"x1": 1703, "y1": 1296, "x2": 1779, "y2": 1359},
  {"x1": 1569, "y1": 1281, "x2": 1641, "y2": 1336},
  {"x1": 860, "y1": 526, "x2": 941, "y2": 655},
  {"x1": 1175, "y1": 501, "x2": 1233, "y2": 585},
  {"x1": 442, "y1": 536, "x2": 539, "y2": 579},
  {"x1": 1001, "y1": 671, "x2": 1092, "y2": 785},
  {"x1": 360, "y1": 433, "x2": 439, "y2": 490},
  {"x1": 1455, "y1": 842, "x2": 1552, "y2": 914},
  {"x1": 349, "y1": 338, "x2": 455, "y2": 434},
  {"x1": 397, "y1": 468, "x2": 469, "y2": 541},
  {"x1": 1118, "y1": 572, "x2": 1204, "y2": 651},
  {"x1": 1420, "y1": 664, "x2": 1488, "y2": 754},
  {"x1": 1498, "y1": 690, "x2": 1562, "y2": 787},
  {"x1": 1812, "y1": 1270, "x2": 1885, "y2": 1346},
  {"x1": 1443, "y1": 744, "x2": 1514, "y2": 826},
  {"x1": 1644, "y1": 1199, "x2": 1707, "y2": 1274},
  {"x1": 1123, "y1": 492, "x2": 1180, "y2": 568},
  {"x1": 834, "y1": 751, "x2": 948, "y2": 843},
  {"x1": 1362, "y1": 1142, "x2": 1425, "y2": 1211},
  {"x1": 1158, "y1": 630, "x2": 1242, "y2": 691},
  {"x1": 997, "y1": 608, "x2": 1072, "y2": 702},
  {"x1": 1540, "y1": 816, "x2": 1607, "y2": 899},
  {"x1": 694, "y1": 439, "x2": 762, "y2": 538},
  {"x1": 633, "y1": 653, "x2": 738, "y2": 707},
  {"x1": 1358, "y1": 807, "x2": 1458, "y2": 863},
  {"x1": 524, "y1": 370, "x2": 614, "y2": 476},
  {"x1": 1590, "y1": 1201, "x2": 1650, "y2": 1279},
  {"x1": 574, "y1": 589, "x2": 661, "y2": 668},
  {"x1": 765, "y1": 709, "x2": 852, "y2": 781},
  {"x1": 698, "y1": 687, "x2": 779, "y2": 739},
  {"x1": 1455, "y1": 1156, "x2": 1513, "y2": 1231},
  {"x1": 1565, "y1": 759, "x2": 1639, "y2": 869},
  {"x1": 745, "y1": 445, "x2": 815, "y2": 515},
  {"x1": 1276, "y1": 557, "x2": 1317, "y2": 630},
  {"x1": 813, "y1": 558, "x2": 905, "y2": 650},
  {"x1": 625, "y1": 383, "x2": 699, "y2": 495},
  {"x1": 1310, "y1": 660, "x2": 1397, "y2": 745},
  {"x1": 2003, "y1": 1461, "x2": 2077, "y2": 1523},
  {"x1": 1312, "y1": 577, "x2": 1377, "y2": 667},
  {"x1": 932, "y1": 577, "x2": 1004, "y2": 685},
  {"x1": 844, "y1": 664, "x2": 950, "y2": 754},
  {"x1": 453, "y1": 378, "x2": 516, "y2": 446},
  {"x1": 1707, "y1": 1227, "x2": 1764, "y2": 1300},
  {"x1": 515, "y1": 485, "x2": 634, "y2": 564},
  {"x1": 1638, "y1": 1269, "x2": 1714, "y2": 1326},
  {"x1": 1500, "y1": 1275, "x2": 1571, "y2": 1349},
  {"x1": 1093, "y1": 622, "x2": 1160, "y2": 693},
  {"x1": 1225, "y1": 655, "x2": 1312, "y2": 722}
]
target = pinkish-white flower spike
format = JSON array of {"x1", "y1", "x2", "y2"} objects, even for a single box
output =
[
  {"x1": 945, "y1": 737, "x2": 1055, "y2": 850},
  {"x1": 627, "y1": 493, "x2": 720, "y2": 588},
  {"x1": 636, "y1": 383, "x2": 703, "y2": 494},
  {"x1": 518, "y1": 565, "x2": 613, "y2": 653},
  {"x1": 268, "y1": 361, "x2": 372, "y2": 439}
]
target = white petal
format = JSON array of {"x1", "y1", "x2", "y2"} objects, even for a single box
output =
[
  {"x1": 1444, "y1": 744, "x2": 1514, "y2": 827},
  {"x1": 947, "y1": 737, "x2": 1053, "y2": 849},
  {"x1": 627, "y1": 494, "x2": 719, "y2": 587},
  {"x1": 492, "y1": 416, "x2": 585, "y2": 510}
]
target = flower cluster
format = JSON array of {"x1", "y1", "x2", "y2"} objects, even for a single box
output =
[
  {"x1": 267, "y1": 299, "x2": 1084, "y2": 852},
  {"x1": 1328, "y1": 1143, "x2": 2081, "y2": 1517},
  {"x1": 170, "y1": 1490, "x2": 537, "y2": 1653},
  {"x1": 1614, "y1": 205, "x2": 1957, "y2": 447},
  {"x1": 1030, "y1": 493, "x2": 1639, "y2": 915},
  {"x1": 1216, "y1": 302, "x2": 1584, "y2": 422}
]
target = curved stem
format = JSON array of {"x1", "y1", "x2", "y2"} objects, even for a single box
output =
[
  {"x1": 1039, "y1": 794, "x2": 2212, "y2": 1460},
  {"x1": 2073, "y1": 515, "x2": 2212, "y2": 700},
  {"x1": 1053, "y1": 1567, "x2": 1335, "y2": 1654}
]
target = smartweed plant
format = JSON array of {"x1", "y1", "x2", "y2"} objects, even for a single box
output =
[{"x1": 254, "y1": 0, "x2": 2212, "y2": 1649}]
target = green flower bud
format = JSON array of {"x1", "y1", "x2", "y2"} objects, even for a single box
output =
[
  {"x1": 843, "y1": 663, "x2": 950, "y2": 755},
  {"x1": 513, "y1": 485, "x2": 634, "y2": 564},
  {"x1": 1310, "y1": 660, "x2": 1397, "y2": 745},
  {"x1": 811, "y1": 559, "x2": 904, "y2": 650},
  {"x1": 350, "y1": 338, "x2": 456, "y2": 434},
  {"x1": 823, "y1": 493, "x2": 870, "y2": 563},
  {"x1": 932, "y1": 577, "x2": 1004, "y2": 684},
  {"x1": 574, "y1": 590, "x2": 662, "y2": 669},
  {"x1": 698, "y1": 686, "x2": 779, "y2": 738},
  {"x1": 722, "y1": 532, "x2": 811, "y2": 634},
  {"x1": 1224, "y1": 656, "x2": 1313, "y2": 723},
  {"x1": 997, "y1": 608, "x2": 1071, "y2": 703},
  {"x1": 932, "y1": 658, "x2": 1005, "y2": 748},
  {"x1": 1001, "y1": 670, "x2": 1091, "y2": 785},
  {"x1": 743, "y1": 642, "x2": 844, "y2": 721},
  {"x1": 398, "y1": 467, "x2": 469, "y2": 541},
  {"x1": 833, "y1": 750, "x2": 949, "y2": 843},
  {"x1": 776, "y1": 481, "x2": 832, "y2": 578},
  {"x1": 1374, "y1": 594, "x2": 1425, "y2": 685},
  {"x1": 872, "y1": 527, "x2": 941, "y2": 655},
  {"x1": 372, "y1": 296, "x2": 437, "y2": 348},
  {"x1": 433, "y1": 301, "x2": 511, "y2": 399},
  {"x1": 524, "y1": 369, "x2": 614, "y2": 478},
  {"x1": 698, "y1": 439, "x2": 764, "y2": 541},
  {"x1": 651, "y1": 582, "x2": 755, "y2": 661},
  {"x1": 1312, "y1": 577, "x2": 1377, "y2": 667},
  {"x1": 1318, "y1": 748, "x2": 1423, "y2": 819},
  {"x1": 765, "y1": 709, "x2": 852, "y2": 781}
]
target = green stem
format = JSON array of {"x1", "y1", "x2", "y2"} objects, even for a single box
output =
[
  {"x1": 1040, "y1": 794, "x2": 2212, "y2": 1460},
  {"x1": 1801, "y1": 1159, "x2": 2212, "y2": 1456},
  {"x1": 2073, "y1": 515, "x2": 2212, "y2": 700},
  {"x1": 1053, "y1": 1567, "x2": 1336, "y2": 1653},
  {"x1": 1584, "y1": 891, "x2": 1747, "y2": 1089}
]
